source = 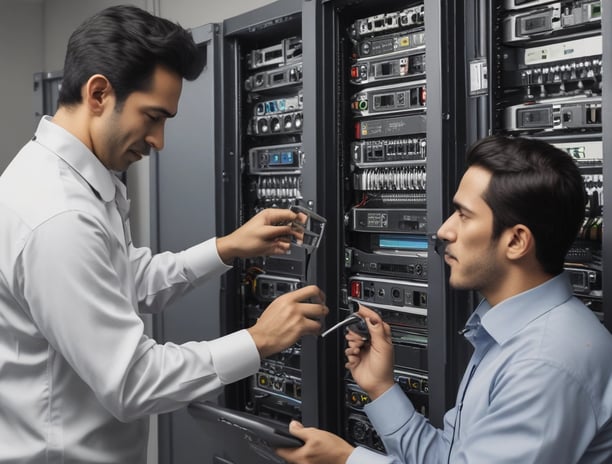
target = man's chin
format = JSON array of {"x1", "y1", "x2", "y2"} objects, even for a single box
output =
[{"x1": 448, "y1": 275, "x2": 469, "y2": 291}]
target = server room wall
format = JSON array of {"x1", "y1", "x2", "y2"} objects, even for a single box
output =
[{"x1": 0, "y1": 0, "x2": 43, "y2": 174}]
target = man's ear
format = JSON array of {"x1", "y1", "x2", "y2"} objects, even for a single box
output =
[
  {"x1": 83, "y1": 74, "x2": 114, "y2": 115},
  {"x1": 505, "y1": 224, "x2": 534, "y2": 261}
]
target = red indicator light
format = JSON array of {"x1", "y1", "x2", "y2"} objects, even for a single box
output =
[{"x1": 350, "y1": 280, "x2": 362, "y2": 298}]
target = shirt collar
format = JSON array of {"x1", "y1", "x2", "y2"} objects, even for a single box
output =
[
  {"x1": 34, "y1": 116, "x2": 116, "y2": 202},
  {"x1": 464, "y1": 272, "x2": 574, "y2": 346}
]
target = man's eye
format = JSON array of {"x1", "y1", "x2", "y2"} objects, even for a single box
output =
[{"x1": 146, "y1": 114, "x2": 161, "y2": 122}]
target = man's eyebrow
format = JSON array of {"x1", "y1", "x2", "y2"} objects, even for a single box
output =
[
  {"x1": 453, "y1": 200, "x2": 475, "y2": 215},
  {"x1": 147, "y1": 106, "x2": 176, "y2": 118}
]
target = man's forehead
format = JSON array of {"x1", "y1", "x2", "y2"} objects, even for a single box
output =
[
  {"x1": 455, "y1": 166, "x2": 492, "y2": 208},
  {"x1": 133, "y1": 66, "x2": 182, "y2": 112}
]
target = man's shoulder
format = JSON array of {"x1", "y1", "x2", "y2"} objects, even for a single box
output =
[
  {"x1": 518, "y1": 298, "x2": 612, "y2": 383},
  {"x1": 1, "y1": 144, "x2": 104, "y2": 229},
  {"x1": 543, "y1": 297, "x2": 611, "y2": 347}
]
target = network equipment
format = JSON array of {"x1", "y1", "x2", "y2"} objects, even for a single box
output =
[
  {"x1": 499, "y1": 0, "x2": 603, "y2": 312},
  {"x1": 239, "y1": 33, "x2": 312, "y2": 426},
  {"x1": 341, "y1": 2, "x2": 430, "y2": 452}
]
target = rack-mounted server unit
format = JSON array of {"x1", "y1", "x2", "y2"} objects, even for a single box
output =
[
  {"x1": 221, "y1": 5, "x2": 307, "y2": 427},
  {"x1": 216, "y1": 1, "x2": 336, "y2": 463},
  {"x1": 316, "y1": 0, "x2": 472, "y2": 454},
  {"x1": 475, "y1": 0, "x2": 610, "y2": 325}
]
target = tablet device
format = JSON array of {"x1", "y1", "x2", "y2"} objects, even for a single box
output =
[{"x1": 188, "y1": 401, "x2": 304, "y2": 449}]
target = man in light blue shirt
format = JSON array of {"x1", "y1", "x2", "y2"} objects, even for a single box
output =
[{"x1": 278, "y1": 136, "x2": 612, "y2": 463}]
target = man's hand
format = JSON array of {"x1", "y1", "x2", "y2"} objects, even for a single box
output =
[
  {"x1": 345, "y1": 304, "x2": 395, "y2": 400},
  {"x1": 247, "y1": 285, "x2": 327, "y2": 359},
  {"x1": 216, "y1": 208, "x2": 306, "y2": 264},
  {"x1": 276, "y1": 421, "x2": 354, "y2": 464}
]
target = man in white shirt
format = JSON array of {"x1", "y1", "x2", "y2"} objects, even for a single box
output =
[{"x1": 0, "y1": 6, "x2": 327, "y2": 463}]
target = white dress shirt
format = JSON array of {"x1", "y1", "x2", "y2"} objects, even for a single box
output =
[{"x1": 0, "y1": 116, "x2": 261, "y2": 463}]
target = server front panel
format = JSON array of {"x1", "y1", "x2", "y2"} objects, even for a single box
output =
[
  {"x1": 328, "y1": 1, "x2": 432, "y2": 453},
  {"x1": 222, "y1": 8, "x2": 310, "y2": 433},
  {"x1": 494, "y1": 0, "x2": 604, "y2": 319}
]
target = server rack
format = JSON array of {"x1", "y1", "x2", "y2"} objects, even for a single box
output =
[
  {"x1": 218, "y1": 0, "x2": 318, "y2": 437},
  {"x1": 215, "y1": 1, "x2": 472, "y2": 458},
  {"x1": 154, "y1": 1, "x2": 611, "y2": 463},
  {"x1": 155, "y1": 2, "x2": 327, "y2": 463},
  {"x1": 316, "y1": 0, "x2": 472, "y2": 451},
  {"x1": 466, "y1": 0, "x2": 610, "y2": 327},
  {"x1": 33, "y1": 70, "x2": 63, "y2": 125},
  {"x1": 603, "y1": 0, "x2": 612, "y2": 331}
]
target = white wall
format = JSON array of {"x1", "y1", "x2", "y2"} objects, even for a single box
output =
[
  {"x1": 42, "y1": 0, "x2": 147, "y2": 71},
  {"x1": 159, "y1": 0, "x2": 277, "y2": 28},
  {"x1": 41, "y1": 0, "x2": 279, "y2": 70},
  {"x1": 0, "y1": 0, "x2": 44, "y2": 173}
]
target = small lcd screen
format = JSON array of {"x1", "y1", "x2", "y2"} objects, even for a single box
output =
[
  {"x1": 519, "y1": 15, "x2": 551, "y2": 35},
  {"x1": 518, "y1": 108, "x2": 552, "y2": 128},
  {"x1": 269, "y1": 151, "x2": 295, "y2": 165},
  {"x1": 379, "y1": 234, "x2": 427, "y2": 250},
  {"x1": 281, "y1": 151, "x2": 294, "y2": 164}
]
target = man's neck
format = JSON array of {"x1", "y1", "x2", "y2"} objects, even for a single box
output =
[
  {"x1": 484, "y1": 267, "x2": 554, "y2": 307},
  {"x1": 52, "y1": 106, "x2": 94, "y2": 153}
]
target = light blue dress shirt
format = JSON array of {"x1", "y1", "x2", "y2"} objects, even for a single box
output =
[
  {"x1": 0, "y1": 117, "x2": 261, "y2": 463},
  {"x1": 348, "y1": 272, "x2": 612, "y2": 463}
]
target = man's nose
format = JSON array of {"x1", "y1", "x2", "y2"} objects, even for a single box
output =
[{"x1": 145, "y1": 126, "x2": 165, "y2": 151}]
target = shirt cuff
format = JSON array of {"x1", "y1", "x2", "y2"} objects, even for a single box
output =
[
  {"x1": 348, "y1": 446, "x2": 396, "y2": 464},
  {"x1": 182, "y1": 238, "x2": 232, "y2": 280},
  {"x1": 207, "y1": 329, "x2": 261, "y2": 384},
  {"x1": 364, "y1": 383, "x2": 415, "y2": 436}
]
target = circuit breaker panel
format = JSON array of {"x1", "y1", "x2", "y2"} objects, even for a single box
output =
[{"x1": 493, "y1": 0, "x2": 604, "y2": 317}]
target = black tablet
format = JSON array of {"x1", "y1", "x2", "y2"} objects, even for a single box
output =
[{"x1": 188, "y1": 401, "x2": 304, "y2": 449}]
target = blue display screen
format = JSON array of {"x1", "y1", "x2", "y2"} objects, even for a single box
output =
[
  {"x1": 270, "y1": 151, "x2": 295, "y2": 165},
  {"x1": 379, "y1": 234, "x2": 427, "y2": 250}
]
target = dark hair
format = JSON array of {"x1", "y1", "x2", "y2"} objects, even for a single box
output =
[
  {"x1": 58, "y1": 5, "x2": 205, "y2": 107},
  {"x1": 467, "y1": 135, "x2": 586, "y2": 275}
]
